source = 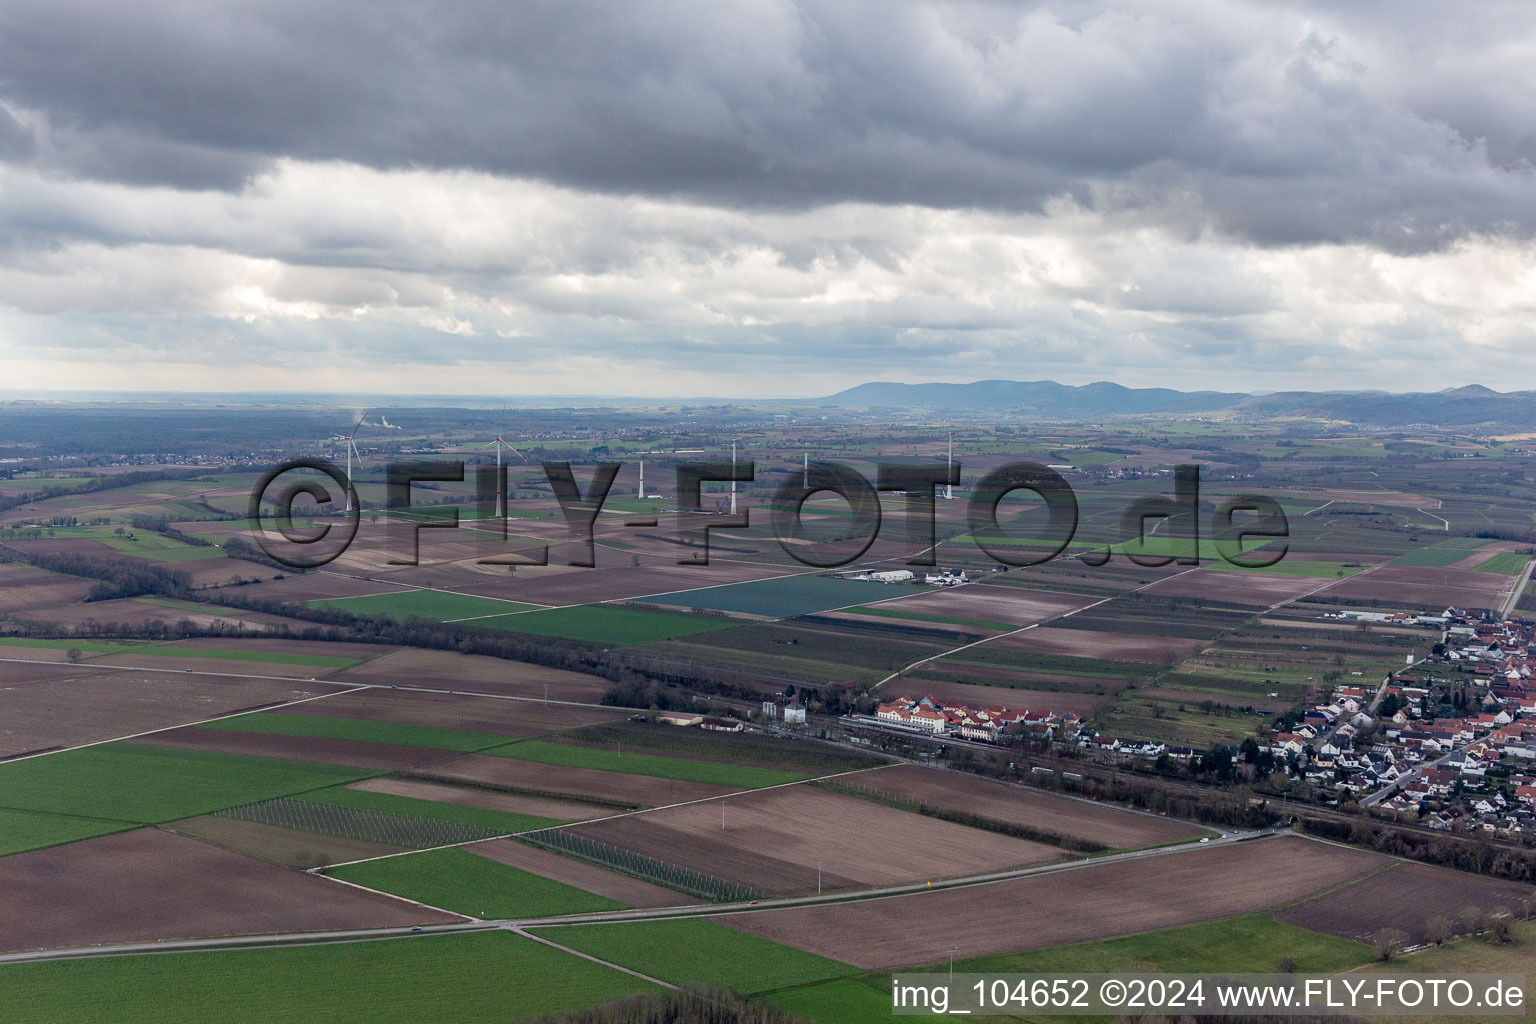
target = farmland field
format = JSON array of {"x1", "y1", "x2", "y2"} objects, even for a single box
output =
[
  {"x1": 324, "y1": 647, "x2": 612, "y2": 702},
  {"x1": 723, "y1": 836, "x2": 1383, "y2": 967},
  {"x1": 1273, "y1": 861, "x2": 1535, "y2": 946},
  {"x1": 308, "y1": 589, "x2": 541, "y2": 621},
  {"x1": 643, "y1": 573, "x2": 897, "y2": 617},
  {"x1": 0, "y1": 670, "x2": 330, "y2": 758},
  {"x1": 473, "y1": 604, "x2": 737, "y2": 644},
  {"x1": 0, "y1": 930, "x2": 652, "y2": 1023},
  {"x1": 468, "y1": 838, "x2": 692, "y2": 908},
  {"x1": 562, "y1": 783, "x2": 1062, "y2": 896},
  {"x1": 327, "y1": 847, "x2": 628, "y2": 918},
  {"x1": 536, "y1": 918, "x2": 859, "y2": 992},
  {"x1": 839, "y1": 764, "x2": 1207, "y2": 849},
  {"x1": 291, "y1": 785, "x2": 569, "y2": 835},
  {"x1": 1473, "y1": 551, "x2": 1529, "y2": 575},
  {"x1": 0, "y1": 828, "x2": 457, "y2": 953},
  {"x1": 0, "y1": 807, "x2": 135, "y2": 857},
  {"x1": 415, "y1": 754, "x2": 740, "y2": 806},
  {"x1": 489, "y1": 739, "x2": 809, "y2": 789},
  {"x1": 196, "y1": 711, "x2": 521, "y2": 752},
  {"x1": 0, "y1": 744, "x2": 369, "y2": 824}
]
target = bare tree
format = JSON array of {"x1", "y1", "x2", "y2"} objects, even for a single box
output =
[
  {"x1": 1423, "y1": 914, "x2": 1453, "y2": 946},
  {"x1": 1374, "y1": 927, "x2": 1408, "y2": 961},
  {"x1": 1488, "y1": 906, "x2": 1514, "y2": 944},
  {"x1": 64, "y1": 647, "x2": 84, "y2": 664},
  {"x1": 1462, "y1": 905, "x2": 1485, "y2": 935}
]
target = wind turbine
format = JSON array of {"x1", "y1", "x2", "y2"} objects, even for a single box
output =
[
  {"x1": 331, "y1": 412, "x2": 369, "y2": 513},
  {"x1": 473, "y1": 431, "x2": 529, "y2": 518}
]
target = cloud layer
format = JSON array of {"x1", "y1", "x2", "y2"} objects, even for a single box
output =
[{"x1": 1, "y1": 1, "x2": 1534, "y2": 395}]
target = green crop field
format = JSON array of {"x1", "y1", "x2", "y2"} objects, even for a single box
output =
[
  {"x1": 308, "y1": 589, "x2": 540, "y2": 621},
  {"x1": 0, "y1": 807, "x2": 137, "y2": 857},
  {"x1": 198, "y1": 712, "x2": 518, "y2": 752},
  {"x1": 955, "y1": 913, "x2": 1372, "y2": 975},
  {"x1": 0, "y1": 930, "x2": 652, "y2": 1023},
  {"x1": 0, "y1": 637, "x2": 146, "y2": 655},
  {"x1": 0, "y1": 745, "x2": 369, "y2": 825},
  {"x1": 772, "y1": 914, "x2": 1374, "y2": 1024},
  {"x1": 644, "y1": 574, "x2": 895, "y2": 618},
  {"x1": 1473, "y1": 552, "x2": 1529, "y2": 575},
  {"x1": 328, "y1": 847, "x2": 627, "y2": 918},
  {"x1": 115, "y1": 641, "x2": 367, "y2": 668},
  {"x1": 537, "y1": 918, "x2": 859, "y2": 993},
  {"x1": 473, "y1": 605, "x2": 737, "y2": 645},
  {"x1": 299, "y1": 785, "x2": 566, "y2": 835},
  {"x1": 1390, "y1": 537, "x2": 1486, "y2": 567},
  {"x1": 490, "y1": 739, "x2": 807, "y2": 789}
]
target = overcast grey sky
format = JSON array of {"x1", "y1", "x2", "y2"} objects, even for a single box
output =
[{"x1": 1, "y1": 0, "x2": 1533, "y2": 396}]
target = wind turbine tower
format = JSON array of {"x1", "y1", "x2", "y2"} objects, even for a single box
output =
[
  {"x1": 638, "y1": 458, "x2": 644, "y2": 498},
  {"x1": 945, "y1": 432, "x2": 954, "y2": 500},
  {"x1": 334, "y1": 412, "x2": 368, "y2": 513},
  {"x1": 730, "y1": 441, "x2": 737, "y2": 515}
]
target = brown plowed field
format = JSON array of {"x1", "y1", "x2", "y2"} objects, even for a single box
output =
[
  {"x1": 990, "y1": 626, "x2": 1203, "y2": 664},
  {"x1": 565, "y1": 785, "x2": 1062, "y2": 897},
  {"x1": 91, "y1": 653, "x2": 348, "y2": 679},
  {"x1": 157, "y1": 637, "x2": 393, "y2": 660},
  {"x1": 1141, "y1": 569, "x2": 1327, "y2": 607},
  {"x1": 880, "y1": 586, "x2": 1096, "y2": 624},
  {"x1": 0, "y1": 574, "x2": 95, "y2": 612},
  {"x1": 325, "y1": 648, "x2": 611, "y2": 703},
  {"x1": 419, "y1": 754, "x2": 738, "y2": 806},
  {"x1": 0, "y1": 828, "x2": 457, "y2": 952},
  {"x1": 172, "y1": 557, "x2": 283, "y2": 587},
  {"x1": 0, "y1": 672, "x2": 326, "y2": 758},
  {"x1": 724, "y1": 836, "x2": 1384, "y2": 968},
  {"x1": 821, "y1": 611, "x2": 990, "y2": 636},
  {"x1": 127, "y1": 726, "x2": 449, "y2": 771},
  {"x1": 20, "y1": 598, "x2": 311, "y2": 633},
  {"x1": 468, "y1": 839, "x2": 693, "y2": 908},
  {"x1": 1321, "y1": 565, "x2": 1512, "y2": 611},
  {"x1": 284, "y1": 688, "x2": 626, "y2": 736},
  {"x1": 215, "y1": 573, "x2": 419, "y2": 603},
  {"x1": 846, "y1": 765, "x2": 1203, "y2": 848},
  {"x1": 166, "y1": 815, "x2": 410, "y2": 867},
  {"x1": 348, "y1": 778, "x2": 604, "y2": 821},
  {"x1": 0, "y1": 658, "x2": 95, "y2": 682},
  {"x1": 1273, "y1": 861, "x2": 1535, "y2": 945}
]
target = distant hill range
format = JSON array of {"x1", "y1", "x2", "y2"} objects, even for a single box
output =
[{"x1": 818, "y1": 381, "x2": 1532, "y2": 427}]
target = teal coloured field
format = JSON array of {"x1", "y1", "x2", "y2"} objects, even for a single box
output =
[
  {"x1": 644, "y1": 574, "x2": 895, "y2": 618},
  {"x1": 198, "y1": 712, "x2": 518, "y2": 752},
  {"x1": 1473, "y1": 552, "x2": 1529, "y2": 575},
  {"x1": 536, "y1": 918, "x2": 859, "y2": 993},
  {"x1": 327, "y1": 847, "x2": 627, "y2": 918},
  {"x1": 472, "y1": 605, "x2": 737, "y2": 645},
  {"x1": 308, "y1": 589, "x2": 540, "y2": 621},
  {"x1": 490, "y1": 739, "x2": 807, "y2": 789},
  {"x1": 0, "y1": 807, "x2": 136, "y2": 857},
  {"x1": 0, "y1": 745, "x2": 369, "y2": 825},
  {"x1": 0, "y1": 930, "x2": 652, "y2": 1024},
  {"x1": 301, "y1": 785, "x2": 567, "y2": 834}
]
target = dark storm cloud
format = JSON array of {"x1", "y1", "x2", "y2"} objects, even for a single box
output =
[{"x1": 2, "y1": 0, "x2": 1533, "y2": 251}]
